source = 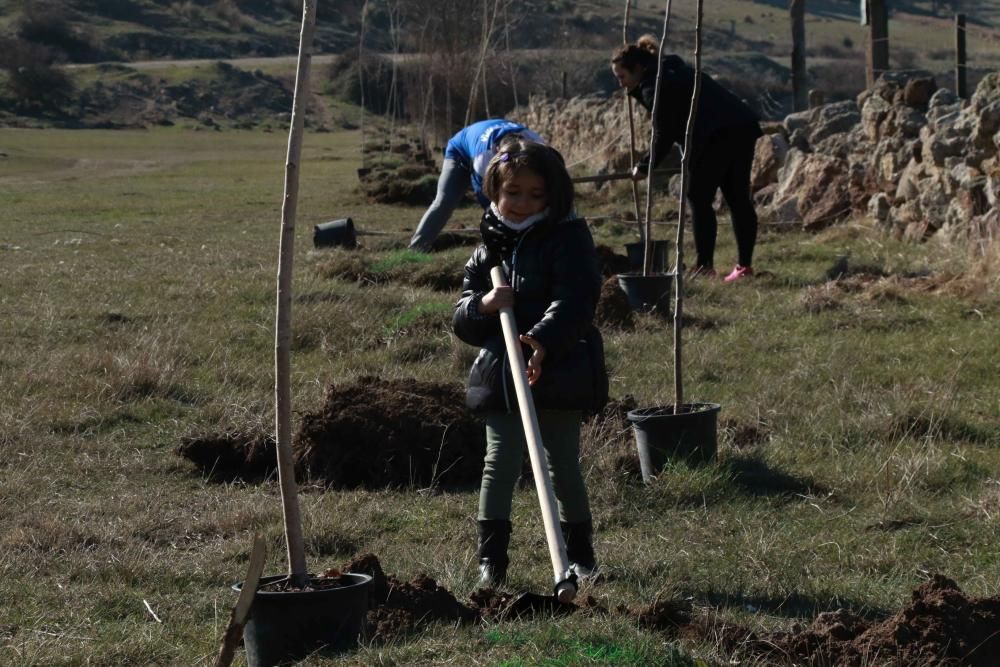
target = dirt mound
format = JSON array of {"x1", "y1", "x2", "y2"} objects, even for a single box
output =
[
  {"x1": 688, "y1": 575, "x2": 1000, "y2": 666},
  {"x1": 294, "y1": 376, "x2": 484, "y2": 489},
  {"x1": 621, "y1": 598, "x2": 693, "y2": 633},
  {"x1": 340, "y1": 554, "x2": 592, "y2": 643},
  {"x1": 596, "y1": 276, "x2": 634, "y2": 330},
  {"x1": 595, "y1": 244, "x2": 632, "y2": 277},
  {"x1": 334, "y1": 554, "x2": 476, "y2": 643},
  {"x1": 431, "y1": 231, "x2": 479, "y2": 252},
  {"x1": 359, "y1": 139, "x2": 438, "y2": 205},
  {"x1": 175, "y1": 431, "x2": 276, "y2": 483}
]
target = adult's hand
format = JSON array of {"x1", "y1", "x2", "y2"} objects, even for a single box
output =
[{"x1": 520, "y1": 335, "x2": 545, "y2": 385}]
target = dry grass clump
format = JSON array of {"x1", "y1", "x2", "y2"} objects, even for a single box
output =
[{"x1": 312, "y1": 248, "x2": 465, "y2": 291}]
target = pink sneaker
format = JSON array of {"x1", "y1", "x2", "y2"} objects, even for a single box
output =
[{"x1": 723, "y1": 265, "x2": 754, "y2": 282}]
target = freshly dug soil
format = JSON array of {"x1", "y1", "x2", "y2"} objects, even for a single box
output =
[
  {"x1": 333, "y1": 554, "x2": 997, "y2": 663},
  {"x1": 258, "y1": 570, "x2": 351, "y2": 593},
  {"x1": 686, "y1": 575, "x2": 1000, "y2": 666},
  {"x1": 294, "y1": 376, "x2": 485, "y2": 489},
  {"x1": 359, "y1": 140, "x2": 438, "y2": 205},
  {"x1": 342, "y1": 553, "x2": 581, "y2": 642},
  {"x1": 342, "y1": 553, "x2": 476, "y2": 643},
  {"x1": 595, "y1": 276, "x2": 635, "y2": 330},
  {"x1": 175, "y1": 431, "x2": 276, "y2": 483},
  {"x1": 595, "y1": 244, "x2": 632, "y2": 277}
]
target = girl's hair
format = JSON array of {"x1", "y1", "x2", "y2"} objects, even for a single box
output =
[
  {"x1": 610, "y1": 34, "x2": 659, "y2": 73},
  {"x1": 482, "y1": 139, "x2": 574, "y2": 222}
]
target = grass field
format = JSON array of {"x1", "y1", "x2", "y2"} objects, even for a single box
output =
[{"x1": 1, "y1": 125, "x2": 998, "y2": 665}]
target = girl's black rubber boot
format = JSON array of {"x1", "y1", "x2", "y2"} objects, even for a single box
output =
[
  {"x1": 561, "y1": 520, "x2": 599, "y2": 580},
  {"x1": 477, "y1": 520, "x2": 512, "y2": 588}
]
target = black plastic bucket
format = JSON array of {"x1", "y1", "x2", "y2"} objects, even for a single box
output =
[
  {"x1": 616, "y1": 272, "x2": 675, "y2": 313},
  {"x1": 234, "y1": 572, "x2": 372, "y2": 666},
  {"x1": 313, "y1": 218, "x2": 357, "y2": 249},
  {"x1": 627, "y1": 403, "x2": 721, "y2": 481},
  {"x1": 624, "y1": 240, "x2": 670, "y2": 273}
]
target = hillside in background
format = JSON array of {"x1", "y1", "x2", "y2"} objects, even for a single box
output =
[
  {"x1": 0, "y1": 0, "x2": 997, "y2": 62},
  {"x1": 0, "y1": 0, "x2": 998, "y2": 130}
]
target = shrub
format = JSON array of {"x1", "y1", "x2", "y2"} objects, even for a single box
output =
[
  {"x1": 17, "y1": 2, "x2": 104, "y2": 62},
  {"x1": 0, "y1": 36, "x2": 74, "y2": 112}
]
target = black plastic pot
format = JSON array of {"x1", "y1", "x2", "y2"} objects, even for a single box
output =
[
  {"x1": 616, "y1": 272, "x2": 675, "y2": 313},
  {"x1": 233, "y1": 572, "x2": 372, "y2": 666},
  {"x1": 313, "y1": 218, "x2": 357, "y2": 249},
  {"x1": 624, "y1": 240, "x2": 670, "y2": 273},
  {"x1": 627, "y1": 403, "x2": 721, "y2": 481}
]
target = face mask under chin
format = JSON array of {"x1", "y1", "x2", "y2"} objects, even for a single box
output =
[{"x1": 489, "y1": 202, "x2": 550, "y2": 231}]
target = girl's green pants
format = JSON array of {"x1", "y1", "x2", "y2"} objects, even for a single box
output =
[{"x1": 478, "y1": 409, "x2": 592, "y2": 524}]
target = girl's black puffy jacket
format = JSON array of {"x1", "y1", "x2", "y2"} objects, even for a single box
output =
[{"x1": 453, "y1": 215, "x2": 608, "y2": 415}]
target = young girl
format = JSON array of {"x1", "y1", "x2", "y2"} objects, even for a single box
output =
[
  {"x1": 453, "y1": 139, "x2": 608, "y2": 587},
  {"x1": 611, "y1": 35, "x2": 763, "y2": 282}
]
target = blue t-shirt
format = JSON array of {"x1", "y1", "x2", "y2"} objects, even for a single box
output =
[{"x1": 444, "y1": 119, "x2": 544, "y2": 207}]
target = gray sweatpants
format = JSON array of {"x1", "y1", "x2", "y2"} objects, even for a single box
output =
[{"x1": 408, "y1": 158, "x2": 471, "y2": 251}]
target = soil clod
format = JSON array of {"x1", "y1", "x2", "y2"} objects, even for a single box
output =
[{"x1": 686, "y1": 575, "x2": 1000, "y2": 666}]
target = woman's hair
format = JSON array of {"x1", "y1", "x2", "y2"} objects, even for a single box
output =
[
  {"x1": 610, "y1": 34, "x2": 659, "y2": 72},
  {"x1": 482, "y1": 139, "x2": 574, "y2": 222}
]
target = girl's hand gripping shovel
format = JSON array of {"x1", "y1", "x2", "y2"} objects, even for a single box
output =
[{"x1": 490, "y1": 266, "x2": 577, "y2": 607}]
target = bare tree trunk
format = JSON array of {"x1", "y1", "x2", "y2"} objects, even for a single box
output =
[
  {"x1": 641, "y1": 0, "x2": 673, "y2": 276},
  {"x1": 446, "y1": 70, "x2": 453, "y2": 132},
  {"x1": 275, "y1": 0, "x2": 317, "y2": 588},
  {"x1": 387, "y1": 1, "x2": 401, "y2": 144},
  {"x1": 673, "y1": 0, "x2": 705, "y2": 412},
  {"x1": 790, "y1": 0, "x2": 807, "y2": 111},
  {"x1": 466, "y1": 0, "x2": 500, "y2": 125},
  {"x1": 504, "y1": 1, "x2": 519, "y2": 109},
  {"x1": 358, "y1": 0, "x2": 369, "y2": 158},
  {"x1": 623, "y1": 0, "x2": 643, "y2": 240}
]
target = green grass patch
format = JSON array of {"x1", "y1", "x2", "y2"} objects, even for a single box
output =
[{"x1": 369, "y1": 248, "x2": 438, "y2": 274}]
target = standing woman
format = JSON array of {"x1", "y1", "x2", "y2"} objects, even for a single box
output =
[{"x1": 611, "y1": 35, "x2": 762, "y2": 281}]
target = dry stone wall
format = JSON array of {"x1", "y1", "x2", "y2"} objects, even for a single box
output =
[
  {"x1": 517, "y1": 72, "x2": 1000, "y2": 253},
  {"x1": 514, "y1": 92, "x2": 652, "y2": 178}
]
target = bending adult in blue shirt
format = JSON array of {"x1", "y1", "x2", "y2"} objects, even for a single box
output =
[{"x1": 408, "y1": 119, "x2": 544, "y2": 252}]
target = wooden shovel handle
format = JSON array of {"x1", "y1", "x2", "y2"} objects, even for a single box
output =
[
  {"x1": 214, "y1": 534, "x2": 267, "y2": 667},
  {"x1": 489, "y1": 267, "x2": 575, "y2": 601}
]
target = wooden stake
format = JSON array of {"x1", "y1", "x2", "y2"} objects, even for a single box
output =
[
  {"x1": 865, "y1": 0, "x2": 889, "y2": 88},
  {"x1": 622, "y1": 0, "x2": 644, "y2": 241},
  {"x1": 641, "y1": 0, "x2": 674, "y2": 277},
  {"x1": 213, "y1": 535, "x2": 267, "y2": 667},
  {"x1": 274, "y1": 0, "x2": 316, "y2": 588},
  {"x1": 672, "y1": 0, "x2": 705, "y2": 413}
]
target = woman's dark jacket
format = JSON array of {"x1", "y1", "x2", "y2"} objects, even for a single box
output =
[
  {"x1": 631, "y1": 54, "x2": 762, "y2": 171},
  {"x1": 453, "y1": 213, "x2": 608, "y2": 415}
]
